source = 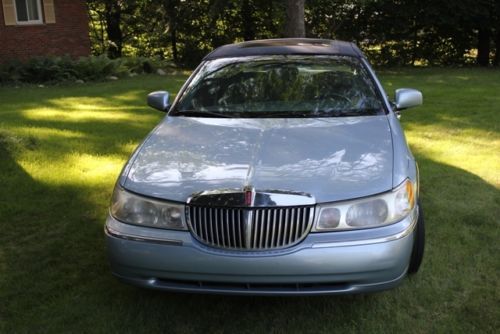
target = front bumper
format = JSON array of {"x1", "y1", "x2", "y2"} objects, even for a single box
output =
[{"x1": 105, "y1": 207, "x2": 417, "y2": 295}]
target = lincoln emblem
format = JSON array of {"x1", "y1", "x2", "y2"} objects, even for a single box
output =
[{"x1": 244, "y1": 189, "x2": 253, "y2": 206}]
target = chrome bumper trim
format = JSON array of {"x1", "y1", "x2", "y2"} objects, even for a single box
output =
[
  {"x1": 112, "y1": 268, "x2": 408, "y2": 296},
  {"x1": 105, "y1": 225, "x2": 183, "y2": 246}
]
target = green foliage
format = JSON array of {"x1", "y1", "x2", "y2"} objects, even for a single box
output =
[
  {"x1": 87, "y1": 0, "x2": 287, "y2": 67},
  {"x1": 0, "y1": 56, "x2": 174, "y2": 84},
  {"x1": 86, "y1": 0, "x2": 500, "y2": 67},
  {"x1": 305, "y1": 0, "x2": 498, "y2": 66},
  {"x1": 73, "y1": 56, "x2": 125, "y2": 81}
]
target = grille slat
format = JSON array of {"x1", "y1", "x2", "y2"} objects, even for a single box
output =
[
  {"x1": 292, "y1": 209, "x2": 300, "y2": 238},
  {"x1": 278, "y1": 210, "x2": 283, "y2": 247},
  {"x1": 188, "y1": 205, "x2": 314, "y2": 250},
  {"x1": 224, "y1": 209, "x2": 230, "y2": 248},
  {"x1": 235, "y1": 210, "x2": 241, "y2": 248},
  {"x1": 269, "y1": 210, "x2": 276, "y2": 248},
  {"x1": 290, "y1": 208, "x2": 299, "y2": 240},
  {"x1": 219, "y1": 210, "x2": 223, "y2": 245},
  {"x1": 235, "y1": 210, "x2": 240, "y2": 248},
  {"x1": 264, "y1": 210, "x2": 270, "y2": 248},
  {"x1": 283, "y1": 210, "x2": 290, "y2": 244},
  {"x1": 252, "y1": 210, "x2": 259, "y2": 248},
  {"x1": 211, "y1": 210, "x2": 219, "y2": 244},
  {"x1": 300, "y1": 209, "x2": 304, "y2": 235},
  {"x1": 192, "y1": 207, "x2": 198, "y2": 234},
  {"x1": 231, "y1": 210, "x2": 236, "y2": 248},
  {"x1": 200, "y1": 208, "x2": 206, "y2": 240}
]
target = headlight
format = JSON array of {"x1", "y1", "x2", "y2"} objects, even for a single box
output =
[
  {"x1": 110, "y1": 186, "x2": 187, "y2": 230},
  {"x1": 313, "y1": 179, "x2": 416, "y2": 231}
]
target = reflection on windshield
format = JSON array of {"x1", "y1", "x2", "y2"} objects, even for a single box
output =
[{"x1": 173, "y1": 56, "x2": 384, "y2": 118}]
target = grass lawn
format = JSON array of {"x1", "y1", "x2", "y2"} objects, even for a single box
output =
[{"x1": 0, "y1": 69, "x2": 498, "y2": 333}]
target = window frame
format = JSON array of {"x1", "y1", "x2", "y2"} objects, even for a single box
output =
[{"x1": 14, "y1": 0, "x2": 43, "y2": 25}]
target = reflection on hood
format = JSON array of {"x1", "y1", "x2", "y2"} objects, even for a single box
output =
[{"x1": 125, "y1": 116, "x2": 393, "y2": 203}]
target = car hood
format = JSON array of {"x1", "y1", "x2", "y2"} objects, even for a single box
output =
[{"x1": 123, "y1": 116, "x2": 393, "y2": 203}]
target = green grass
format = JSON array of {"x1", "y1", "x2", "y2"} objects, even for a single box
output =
[{"x1": 0, "y1": 69, "x2": 499, "y2": 333}]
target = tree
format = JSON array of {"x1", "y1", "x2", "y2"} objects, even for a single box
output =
[
  {"x1": 473, "y1": 0, "x2": 496, "y2": 66},
  {"x1": 477, "y1": 28, "x2": 491, "y2": 66},
  {"x1": 241, "y1": 0, "x2": 256, "y2": 40},
  {"x1": 284, "y1": 0, "x2": 305, "y2": 37},
  {"x1": 87, "y1": 0, "x2": 142, "y2": 59},
  {"x1": 495, "y1": 23, "x2": 500, "y2": 66},
  {"x1": 104, "y1": 1, "x2": 123, "y2": 58},
  {"x1": 85, "y1": 0, "x2": 500, "y2": 67},
  {"x1": 163, "y1": 0, "x2": 180, "y2": 62},
  {"x1": 490, "y1": 0, "x2": 500, "y2": 66}
]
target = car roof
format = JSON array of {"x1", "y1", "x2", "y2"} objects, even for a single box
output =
[{"x1": 203, "y1": 38, "x2": 364, "y2": 60}]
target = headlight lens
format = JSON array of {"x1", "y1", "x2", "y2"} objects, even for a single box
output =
[
  {"x1": 110, "y1": 186, "x2": 187, "y2": 230},
  {"x1": 313, "y1": 179, "x2": 416, "y2": 231},
  {"x1": 346, "y1": 199, "x2": 388, "y2": 227},
  {"x1": 316, "y1": 207, "x2": 341, "y2": 230}
]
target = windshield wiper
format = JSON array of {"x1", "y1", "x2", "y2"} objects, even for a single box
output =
[
  {"x1": 312, "y1": 108, "x2": 382, "y2": 117},
  {"x1": 175, "y1": 110, "x2": 234, "y2": 118},
  {"x1": 248, "y1": 111, "x2": 306, "y2": 118}
]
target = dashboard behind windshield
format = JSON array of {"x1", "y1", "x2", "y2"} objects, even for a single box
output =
[{"x1": 171, "y1": 56, "x2": 385, "y2": 118}]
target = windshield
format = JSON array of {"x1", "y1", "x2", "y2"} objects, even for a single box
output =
[{"x1": 172, "y1": 56, "x2": 385, "y2": 118}]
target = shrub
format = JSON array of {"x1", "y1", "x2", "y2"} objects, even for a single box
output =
[{"x1": 0, "y1": 55, "x2": 175, "y2": 85}]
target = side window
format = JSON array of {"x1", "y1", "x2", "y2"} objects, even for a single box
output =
[
  {"x1": 2, "y1": 0, "x2": 56, "y2": 25},
  {"x1": 15, "y1": 0, "x2": 42, "y2": 24}
]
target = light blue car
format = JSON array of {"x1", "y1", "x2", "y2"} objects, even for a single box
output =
[{"x1": 105, "y1": 39, "x2": 425, "y2": 295}]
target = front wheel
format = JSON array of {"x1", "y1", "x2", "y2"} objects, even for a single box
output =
[{"x1": 408, "y1": 203, "x2": 425, "y2": 274}]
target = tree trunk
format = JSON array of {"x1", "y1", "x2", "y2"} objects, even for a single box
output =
[
  {"x1": 477, "y1": 28, "x2": 491, "y2": 66},
  {"x1": 171, "y1": 24, "x2": 178, "y2": 62},
  {"x1": 105, "y1": 2, "x2": 122, "y2": 58},
  {"x1": 164, "y1": 0, "x2": 179, "y2": 62},
  {"x1": 266, "y1": 1, "x2": 275, "y2": 38},
  {"x1": 494, "y1": 28, "x2": 500, "y2": 66},
  {"x1": 284, "y1": 0, "x2": 305, "y2": 38},
  {"x1": 242, "y1": 0, "x2": 255, "y2": 41},
  {"x1": 494, "y1": 1, "x2": 500, "y2": 66},
  {"x1": 411, "y1": 19, "x2": 418, "y2": 66}
]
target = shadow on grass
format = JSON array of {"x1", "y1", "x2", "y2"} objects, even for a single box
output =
[
  {"x1": 0, "y1": 138, "x2": 112, "y2": 330},
  {"x1": 1, "y1": 134, "x2": 498, "y2": 332}
]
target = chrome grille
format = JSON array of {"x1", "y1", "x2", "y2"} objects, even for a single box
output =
[{"x1": 188, "y1": 206, "x2": 314, "y2": 250}]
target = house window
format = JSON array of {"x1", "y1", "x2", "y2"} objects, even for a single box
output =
[{"x1": 14, "y1": 0, "x2": 42, "y2": 24}]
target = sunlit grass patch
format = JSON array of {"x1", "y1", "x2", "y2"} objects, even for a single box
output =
[
  {"x1": 14, "y1": 126, "x2": 86, "y2": 141},
  {"x1": 21, "y1": 95, "x2": 157, "y2": 123},
  {"x1": 404, "y1": 124, "x2": 500, "y2": 186},
  {"x1": 23, "y1": 107, "x2": 155, "y2": 122},
  {"x1": 17, "y1": 152, "x2": 124, "y2": 187}
]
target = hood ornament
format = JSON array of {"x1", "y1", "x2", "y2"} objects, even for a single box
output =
[{"x1": 243, "y1": 186, "x2": 255, "y2": 206}]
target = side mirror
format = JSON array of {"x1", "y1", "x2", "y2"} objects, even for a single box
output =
[
  {"x1": 147, "y1": 91, "x2": 170, "y2": 112},
  {"x1": 394, "y1": 88, "x2": 423, "y2": 110}
]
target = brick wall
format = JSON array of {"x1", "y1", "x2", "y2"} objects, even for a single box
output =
[{"x1": 0, "y1": 0, "x2": 91, "y2": 63}]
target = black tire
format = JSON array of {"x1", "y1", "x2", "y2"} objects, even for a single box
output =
[{"x1": 408, "y1": 203, "x2": 425, "y2": 274}]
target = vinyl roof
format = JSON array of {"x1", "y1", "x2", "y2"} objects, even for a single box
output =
[{"x1": 203, "y1": 38, "x2": 363, "y2": 60}]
